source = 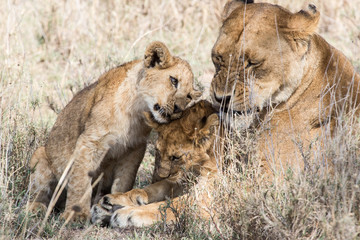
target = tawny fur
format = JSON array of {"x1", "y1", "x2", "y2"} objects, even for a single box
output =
[
  {"x1": 90, "y1": 100, "x2": 221, "y2": 227},
  {"x1": 28, "y1": 41, "x2": 201, "y2": 221},
  {"x1": 210, "y1": 1, "x2": 360, "y2": 177}
]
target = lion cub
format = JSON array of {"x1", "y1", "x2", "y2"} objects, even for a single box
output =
[
  {"x1": 28, "y1": 41, "x2": 201, "y2": 221},
  {"x1": 91, "y1": 100, "x2": 221, "y2": 227}
]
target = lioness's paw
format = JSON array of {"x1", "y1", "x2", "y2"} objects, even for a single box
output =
[
  {"x1": 90, "y1": 204, "x2": 112, "y2": 226},
  {"x1": 110, "y1": 206, "x2": 159, "y2": 228}
]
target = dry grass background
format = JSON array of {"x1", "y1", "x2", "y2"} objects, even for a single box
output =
[{"x1": 1, "y1": 0, "x2": 360, "y2": 239}]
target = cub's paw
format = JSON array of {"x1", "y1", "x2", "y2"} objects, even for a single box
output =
[
  {"x1": 99, "y1": 189, "x2": 149, "y2": 212},
  {"x1": 124, "y1": 189, "x2": 149, "y2": 206},
  {"x1": 110, "y1": 205, "x2": 160, "y2": 228},
  {"x1": 90, "y1": 204, "x2": 112, "y2": 226}
]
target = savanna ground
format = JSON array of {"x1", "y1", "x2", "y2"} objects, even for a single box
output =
[{"x1": 1, "y1": 0, "x2": 360, "y2": 239}]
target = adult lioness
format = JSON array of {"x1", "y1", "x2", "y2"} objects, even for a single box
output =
[
  {"x1": 90, "y1": 100, "x2": 220, "y2": 227},
  {"x1": 211, "y1": 1, "x2": 360, "y2": 176},
  {"x1": 28, "y1": 41, "x2": 201, "y2": 221}
]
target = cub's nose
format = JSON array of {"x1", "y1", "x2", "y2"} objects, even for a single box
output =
[{"x1": 173, "y1": 104, "x2": 182, "y2": 113}]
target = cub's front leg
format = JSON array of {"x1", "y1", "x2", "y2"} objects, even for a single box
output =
[
  {"x1": 110, "y1": 199, "x2": 178, "y2": 228},
  {"x1": 90, "y1": 189, "x2": 148, "y2": 225},
  {"x1": 110, "y1": 144, "x2": 147, "y2": 194},
  {"x1": 61, "y1": 134, "x2": 111, "y2": 222},
  {"x1": 91, "y1": 179, "x2": 182, "y2": 224},
  {"x1": 92, "y1": 197, "x2": 178, "y2": 228},
  {"x1": 109, "y1": 179, "x2": 181, "y2": 207}
]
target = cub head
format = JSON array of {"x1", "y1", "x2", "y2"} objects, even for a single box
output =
[
  {"x1": 145, "y1": 100, "x2": 219, "y2": 182},
  {"x1": 140, "y1": 41, "x2": 202, "y2": 123},
  {"x1": 210, "y1": 1, "x2": 320, "y2": 114}
]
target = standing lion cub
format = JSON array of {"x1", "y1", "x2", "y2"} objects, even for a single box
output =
[{"x1": 28, "y1": 41, "x2": 201, "y2": 221}]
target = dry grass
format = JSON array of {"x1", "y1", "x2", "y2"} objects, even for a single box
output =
[
  {"x1": 204, "y1": 113, "x2": 360, "y2": 239},
  {"x1": 1, "y1": 0, "x2": 360, "y2": 239}
]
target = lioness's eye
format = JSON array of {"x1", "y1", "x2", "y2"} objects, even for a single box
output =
[
  {"x1": 170, "y1": 76, "x2": 178, "y2": 88},
  {"x1": 246, "y1": 59, "x2": 261, "y2": 68},
  {"x1": 170, "y1": 155, "x2": 181, "y2": 161}
]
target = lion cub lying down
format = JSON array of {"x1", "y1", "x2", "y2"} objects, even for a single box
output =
[
  {"x1": 28, "y1": 41, "x2": 201, "y2": 221},
  {"x1": 91, "y1": 100, "x2": 220, "y2": 227}
]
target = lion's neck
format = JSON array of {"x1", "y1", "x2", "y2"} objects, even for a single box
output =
[
  {"x1": 269, "y1": 34, "x2": 360, "y2": 115},
  {"x1": 114, "y1": 62, "x2": 149, "y2": 117},
  {"x1": 261, "y1": 34, "x2": 360, "y2": 130},
  {"x1": 269, "y1": 45, "x2": 319, "y2": 114},
  {"x1": 110, "y1": 61, "x2": 151, "y2": 147},
  {"x1": 313, "y1": 35, "x2": 360, "y2": 112}
]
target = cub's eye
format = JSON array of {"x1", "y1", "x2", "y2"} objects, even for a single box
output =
[
  {"x1": 170, "y1": 155, "x2": 181, "y2": 161},
  {"x1": 170, "y1": 76, "x2": 178, "y2": 88},
  {"x1": 187, "y1": 93, "x2": 192, "y2": 100}
]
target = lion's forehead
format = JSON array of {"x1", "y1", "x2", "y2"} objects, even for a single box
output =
[
  {"x1": 170, "y1": 61, "x2": 193, "y2": 82},
  {"x1": 221, "y1": 3, "x2": 291, "y2": 41},
  {"x1": 214, "y1": 3, "x2": 306, "y2": 69},
  {"x1": 156, "y1": 130, "x2": 191, "y2": 151},
  {"x1": 159, "y1": 132, "x2": 190, "y2": 146},
  {"x1": 219, "y1": 23, "x2": 283, "y2": 59}
]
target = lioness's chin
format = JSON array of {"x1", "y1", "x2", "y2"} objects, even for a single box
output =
[{"x1": 212, "y1": 102, "x2": 259, "y2": 116}]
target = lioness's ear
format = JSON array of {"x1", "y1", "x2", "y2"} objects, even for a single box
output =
[
  {"x1": 279, "y1": 4, "x2": 320, "y2": 55},
  {"x1": 281, "y1": 4, "x2": 320, "y2": 49},
  {"x1": 144, "y1": 41, "x2": 174, "y2": 69},
  {"x1": 222, "y1": 0, "x2": 254, "y2": 21}
]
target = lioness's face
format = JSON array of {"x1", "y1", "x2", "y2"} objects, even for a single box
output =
[
  {"x1": 210, "y1": 2, "x2": 319, "y2": 114},
  {"x1": 140, "y1": 42, "x2": 201, "y2": 123},
  {"x1": 147, "y1": 101, "x2": 218, "y2": 181}
]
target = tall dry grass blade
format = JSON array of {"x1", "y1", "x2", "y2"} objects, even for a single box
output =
[
  {"x1": 36, "y1": 157, "x2": 75, "y2": 237},
  {"x1": 58, "y1": 172, "x2": 104, "y2": 235}
]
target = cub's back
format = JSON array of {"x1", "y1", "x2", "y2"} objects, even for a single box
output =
[
  {"x1": 45, "y1": 61, "x2": 139, "y2": 164},
  {"x1": 45, "y1": 82, "x2": 98, "y2": 162}
]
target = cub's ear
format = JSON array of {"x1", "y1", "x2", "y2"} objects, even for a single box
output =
[
  {"x1": 190, "y1": 90, "x2": 202, "y2": 101},
  {"x1": 144, "y1": 41, "x2": 174, "y2": 69},
  {"x1": 186, "y1": 90, "x2": 203, "y2": 108},
  {"x1": 195, "y1": 113, "x2": 220, "y2": 146},
  {"x1": 222, "y1": 0, "x2": 254, "y2": 21},
  {"x1": 280, "y1": 4, "x2": 320, "y2": 52}
]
